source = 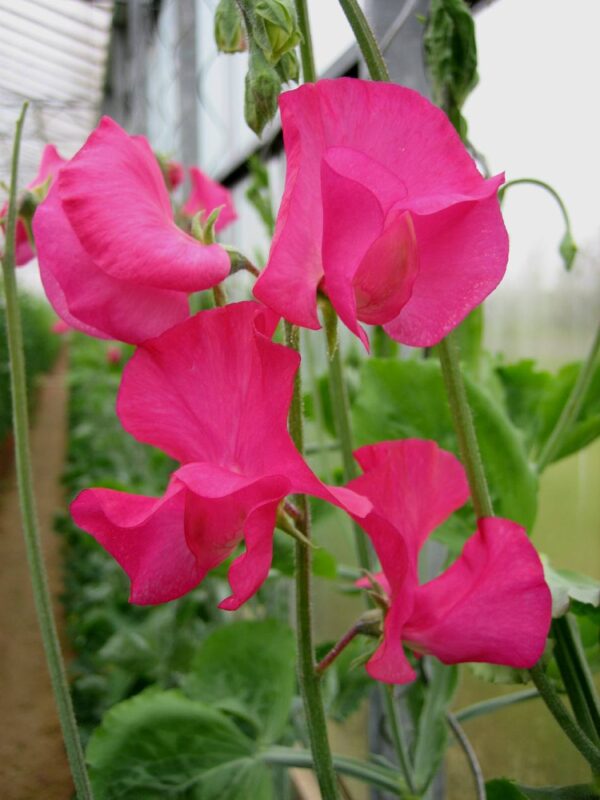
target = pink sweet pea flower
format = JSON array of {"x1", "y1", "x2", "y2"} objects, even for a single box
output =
[
  {"x1": 71, "y1": 302, "x2": 370, "y2": 609},
  {"x1": 33, "y1": 117, "x2": 230, "y2": 344},
  {"x1": 106, "y1": 346, "x2": 122, "y2": 365},
  {"x1": 0, "y1": 144, "x2": 65, "y2": 266},
  {"x1": 51, "y1": 319, "x2": 71, "y2": 335},
  {"x1": 254, "y1": 79, "x2": 509, "y2": 349},
  {"x1": 350, "y1": 440, "x2": 551, "y2": 684},
  {"x1": 166, "y1": 160, "x2": 185, "y2": 191},
  {"x1": 182, "y1": 166, "x2": 237, "y2": 232}
]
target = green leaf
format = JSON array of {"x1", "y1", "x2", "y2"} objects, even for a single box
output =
[
  {"x1": 486, "y1": 780, "x2": 528, "y2": 800},
  {"x1": 182, "y1": 619, "x2": 295, "y2": 743},
  {"x1": 424, "y1": 0, "x2": 478, "y2": 138},
  {"x1": 413, "y1": 661, "x2": 458, "y2": 792},
  {"x1": 542, "y1": 558, "x2": 600, "y2": 618},
  {"x1": 487, "y1": 779, "x2": 600, "y2": 799},
  {"x1": 87, "y1": 689, "x2": 272, "y2": 800},
  {"x1": 496, "y1": 359, "x2": 600, "y2": 467},
  {"x1": 352, "y1": 359, "x2": 538, "y2": 550}
]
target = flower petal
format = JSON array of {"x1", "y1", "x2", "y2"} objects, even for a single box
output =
[
  {"x1": 384, "y1": 195, "x2": 509, "y2": 346},
  {"x1": 320, "y1": 156, "x2": 384, "y2": 348},
  {"x1": 350, "y1": 439, "x2": 470, "y2": 562},
  {"x1": 57, "y1": 117, "x2": 230, "y2": 292},
  {"x1": 71, "y1": 481, "x2": 200, "y2": 605},
  {"x1": 352, "y1": 208, "x2": 419, "y2": 326},
  {"x1": 253, "y1": 86, "x2": 325, "y2": 329},
  {"x1": 404, "y1": 517, "x2": 552, "y2": 668},
  {"x1": 117, "y1": 302, "x2": 295, "y2": 467},
  {"x1": 182, "y1": 166, "x2": 237, "y2": 231},
  {"x1": 34, "y1": 183, "x2": 189, "y2": 343},
  {"x1": 175, "y1": 463, "x2": 289, "y2": 610}
]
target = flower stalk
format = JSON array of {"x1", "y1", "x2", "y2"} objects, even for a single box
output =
[
  {"x1": 1, "y1": 104, "x2": 94, "y2": 799},
  {"x1": 285, "y1": 321, "x2": 340, "y2": 799},
  {"x1": 336, "y1": 0, "x2": 390, "y2": 81},
  {"x1": 294, "y1": 0, "x2": 317, "y2": 82}
]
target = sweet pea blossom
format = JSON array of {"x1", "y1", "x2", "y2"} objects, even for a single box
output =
[
  {"x1": 33, "y1": 117, "x2": 230, "y2": 344},
  {"x1": 254, "y1": 79, "x2": 509, "y2": 349},
  {"x1": 350, "y1": 440, "x2": 551, "y2": 684},
  {"x1": 0, "y1": 144, "x2": 65, "y2": 266},
  {"x1": 71, "y1": 302, "x2": 370, "y2": 609},
  {"x1": 182, "y1": 166, "x2": 237, "y2": 231}
]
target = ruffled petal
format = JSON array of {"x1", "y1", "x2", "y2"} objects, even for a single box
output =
[
  {"x1": 182, "y1": 166, "x2": 237, "y2": 231},
  {"x1": 320, "y1": 156, "x2": 384, "y2": 348},
  {"x1": 34, "y1": 183, "x2": 189, "y2": 343},
  {"x1": 384, "y1": 195, "x2": 509, "y2": 346},
  {"x1": 352, "y1": 208, "x2": 419, "y2": 326},
  {"x1": 57, "y1": 117, "x2": 230, "y2": 292},
  {"x1": 404, "y1": 518, "x2": 552, "y2": 668},
  {"x1": 253, "y1": 87, "x2": 326, "y2": 329},
  {"x1": 366, "y1": 601, "x2": 417, "y2": 685},
  {"x1": 117, "y1": 302, "x2": 292, "y2": 466},
  {"x1": 175, "y1": 463, "x2": 290, "y2": 610},
  {"x1": 71, "y1": 481, "x2": 200, "y2": 605},
  {"x1": 351, "y1": 440, "x2": 470, "y2": 562}
]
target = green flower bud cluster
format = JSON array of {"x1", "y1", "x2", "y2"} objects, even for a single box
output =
[
  {"x1": 214, "y1": 0, "x2": 302, "y2": 135},
  {"x1": 214, "y1": 0, "x2": 246, "y2": 54}
]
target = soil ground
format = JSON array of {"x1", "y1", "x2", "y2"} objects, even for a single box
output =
[{"x1": 0, "y1": 349, "x2": 74, "y2": 799}]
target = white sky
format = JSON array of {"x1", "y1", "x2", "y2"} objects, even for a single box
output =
[{"x1": 466, "y1": 0, "x2": 600, "y2": 286}]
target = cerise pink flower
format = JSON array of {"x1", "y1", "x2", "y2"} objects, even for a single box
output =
[
  {"x1": 1, "y1": 144, "x2": 65, "y2": 266},
  {"x1": 182, "y1": 166, "x2": 237, "y2": 231},
  {"x1": 71, "y1": 302, "x2": 370, "y2": 609},
  {"x1": 350, "y1": 440, "x2": 551, "y2": 684},
  {"x1": 33, "y1": 117, "x2": 230, "y2": 344},
  {"x1": 254, "y1": 79, "x2": 509, "y2": 349}
]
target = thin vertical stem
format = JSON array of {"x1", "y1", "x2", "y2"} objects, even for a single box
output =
[
  {"x1": 1, "y1": 105, "x2": 94, "y2": 798},
  {"x1": 383, "y1": 686, "x2": 416, "y2": 795},
  {"x1": 325, "y1": 323, "x2": 373, "y2": 572},
  {"x1": 437, "y1": 334, "x2": 493, "y2": 518},
  {"x1": 285, "y1": 322, "x2": 339, "y2": 800},
  {"x1": 336, "y1": 0, "x2": 390, "y2": 81},
  {"x1": 294, "y1": 0, "x2": 317, "y2": 83}
]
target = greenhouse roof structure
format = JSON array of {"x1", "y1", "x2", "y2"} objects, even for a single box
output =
[{"x1": 0, "y1": 0, "x2": 114, "y2": 187}]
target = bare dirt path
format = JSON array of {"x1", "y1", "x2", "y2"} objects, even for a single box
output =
[{"x1": 0, "y1": 348, "x2": 74, "y2": 799}]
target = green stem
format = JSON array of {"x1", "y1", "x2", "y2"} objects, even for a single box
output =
[
  {"x1": 1, "y1": 105, "x2": 94, "y2": 798},
  {"x1": 530, "y1": 664, "x2": 600, "y2": 774},
  {"x1": 553, "y1": 616, "x2": 600, "y2": 744},
  {"x1": 262, "y1": 746, "x2": 407, "y2": 796},
  {"x1": 455, "y1": 688, "x2": 539, "y2": 723},
  {"x1": 499, "y1": 178, "x2": 576, "y2": 268},
  {"x1": 536, "y1": 323, "x2": 600, "y2": 472},
  {"x1": 437, "y1": 333, "x2": 493, "y2": 517},
  {"x1": 383, "y1": 686, "x2": 417, "y2": 795},
  {"x1": 322, "y1": 309, "x2": 373, "y2": 572},
  {"x1": 446, "y1": 712, "x2": 485, "y2": 800},
  {"x1": 336, "y1": 0, "x2": 390, "y2": 81},
  {"x1": 285, "y1": 322, "x2": 339, "y2": 800},
  {"x1": 294, "y1": 0, "x2": 317, "y2": 82}
]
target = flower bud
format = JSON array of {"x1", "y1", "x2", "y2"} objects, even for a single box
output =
[
  {"x1": 214, "y1": 0, "x2": 247, "y2": 53},
  {"x1": 253, "y1": 0, "x2": 301, "y2": 64},
  {"x1": 275, "y1": 49, "x2": 300, "y2": 84},
  {"x1": 244, "y1": 48, "x2": 281, "y2": 135}
]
